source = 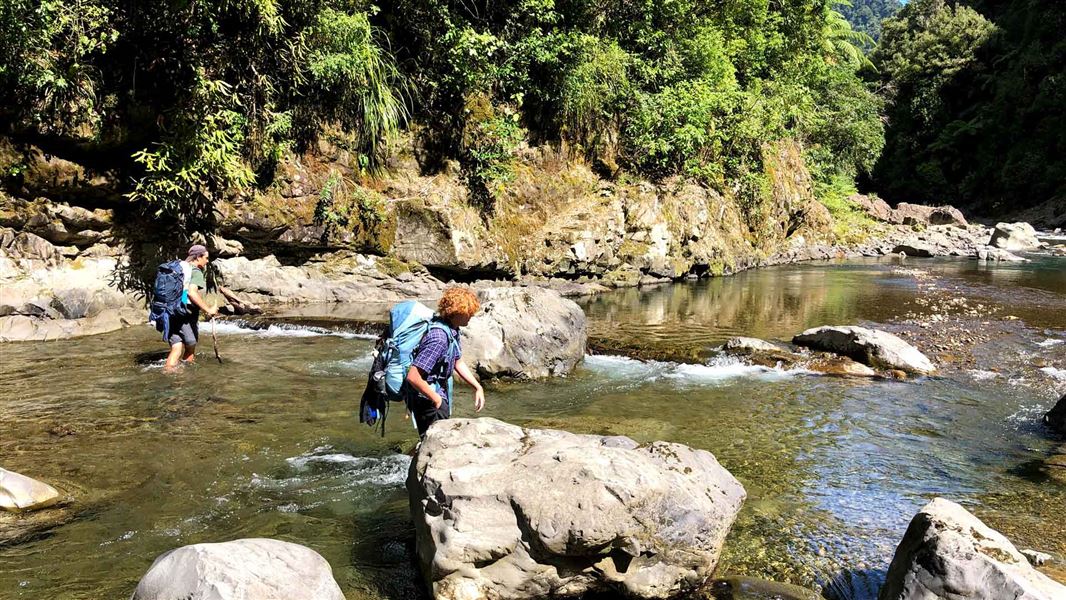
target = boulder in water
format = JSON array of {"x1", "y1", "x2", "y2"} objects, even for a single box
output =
[
  {"x1": 1044, "y1": 394, "x2": 1066, "y2": 434},
  {"x1": 722, "y1": 337, "x2": 788, "y2": 354},
  {"x1": 879, "y1": 498, "x2": 1066, "y2": 600},
  {"x1": 461, "y1": 287, "x2": 586, "y2": 379},
  {"x1": 131, "y1": 538, "x2": 344, "y2": 600},
  {"x1": 408, "y1": 418, "x2": 746, "y2": 600},
  {"x1": 793, "y1": 326, "x2": 935, "y2": 375},
  {"x1": 0, "y1": 467, "x2": 61, "y2": 512},
  {"x1": 989, "y1": 222, "x2": 1042, "y2": 251},
  {"x1": 892, "y1": 242, "x2": 937, "y2": 258}
]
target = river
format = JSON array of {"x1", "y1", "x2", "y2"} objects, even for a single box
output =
[{"x1": 1, "y1": 257, "x2": 1064, "y2": 599}]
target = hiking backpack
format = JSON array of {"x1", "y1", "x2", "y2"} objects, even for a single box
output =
[
  {"x1": 359, "y1": 300, "x2": 459, "y2": 436},
  {"x1": 151, "y1": 260, "x2": 188, "y2": 317}
]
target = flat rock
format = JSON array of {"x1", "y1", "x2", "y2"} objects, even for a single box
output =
[
  {"x1": 131, "y1": 538, "x2": 344, "y2": 600},
  {"x1": 879, "y1": 498, "x2": 1066, "y2": 600},
  {"x1": 461, "y1": 287, "x2": 586, "y2": 379},
  {"x1": 990, "y1": 222, "x2": 1042, "y2": 251},
  {"x1": 408, "y1": 418, "x2": 746, "y2": 600},
  {"x1": 0, "y1": 468, "x2": 61, "y2": 512},
  {"x1": 793, "y1": 325, "x2": 935, "y2": 375}
]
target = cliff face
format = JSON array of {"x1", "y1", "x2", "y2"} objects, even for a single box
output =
[
  {"x1": 211, "y1": 138, "x2": 833, "y2": 284},
  {"x1": 0, "y1": 134, "x2": 840, "y2": 341}
]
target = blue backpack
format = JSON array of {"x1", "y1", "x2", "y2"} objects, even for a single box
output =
[
  {"x1": 360, "y1": 300, "x2": 459, "y2": 435},
  {"x1": 152, "y1": 260, "x2": 188, "y2": 317}
]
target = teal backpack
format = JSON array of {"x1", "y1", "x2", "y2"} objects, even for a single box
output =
[{"x1": 359, "y1": 300, "x2": 459, "y2": 435}]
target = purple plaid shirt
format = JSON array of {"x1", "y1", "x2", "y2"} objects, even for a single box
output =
[{"x1": 411, "y1": 323, "x2": 461, "y2": 403}]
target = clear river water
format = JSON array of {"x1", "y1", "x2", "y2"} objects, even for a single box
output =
[{"x1": 1, "y1": 256, "x2": 1064, "y2": 599}]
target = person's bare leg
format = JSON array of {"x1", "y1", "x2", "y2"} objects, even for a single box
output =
[
  {"x1": 164, "y1": 342, "x2": 184, "y2": 371},
  {"x1": 182, "y1": 344, "x2": 196, "y2": 363}
]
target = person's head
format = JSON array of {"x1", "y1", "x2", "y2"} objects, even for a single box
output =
[
  {"x1": 437, "y1": 286, "x2": 480, "y2": 327},
  {"x1": 186, "y1": 244, "x2": 210, "y2": 269}
]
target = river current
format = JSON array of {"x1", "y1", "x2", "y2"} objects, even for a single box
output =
[{"x1": 1, "y1": 257, "x2": 1064, "y2": 599}]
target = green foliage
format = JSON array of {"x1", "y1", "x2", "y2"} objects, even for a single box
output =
[
  {"x1": 815, "y1": 173, "x2": 878, "y2": 243},
  {"x1": 872, "y1": 0, "x2": 1061, "y2": 213},
  {"x1": 837, "y1": 0, "x2": 904, "y2": 46},
  {"x1": 0, "y1": 0, "x2": 118, "y2": 136},
  {"x1": 0, "y1": 0, "x2": 409, "y2": 228},
  {"x1": 460, "y1": 93, "x2": 525, "y2": 214},
  {"x1": 300, "y1": 8, "x2": 409, "y2": 170},
  {"x1": 129, "y1": 75, "x2": 254, "y2": 231}
]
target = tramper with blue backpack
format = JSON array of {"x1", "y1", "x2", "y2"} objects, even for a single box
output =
[
  {"x1": 360, "y1": 300, "x2": 460, "y2": 436},
  {"x1": 147, "y1": 260, "x2": 189, "y2": 341}
]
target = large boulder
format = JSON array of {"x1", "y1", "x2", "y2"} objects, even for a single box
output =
[
  {"x1": 879, "y1": 498, "x2": 1066, "y2": 600},
  {"x1": 461, "y1": 287, "x2": 586, "y2": 379},
  {"x1": 0, "y1": 468, "x2": 61, "y2": 512},
  {"x1": 793, "y1": 326, "x2": 935, "y2": 375},
  {"x1": 1046, "y1": 394, "x2": 1066, "y2": 434},
  {"x1": 990, "y1": 222, "x2": 1042, "y2": 251},
  {"x1": 131, "y1": 538, "x2": 345, "y2": 600},
  {"x1": 408, "y1": 418, "x2": 746, "y2": 600},
  {"x1": 214, "y1": 254, "x2": 443, "y2": 305}
]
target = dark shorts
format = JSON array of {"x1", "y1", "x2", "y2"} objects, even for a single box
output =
[
  {"x1": 168, "y1": 317, "x2": 199, "y2": 347},
  {"x1": 411, "y1": 393, "x2": 450, "y2": 438}
]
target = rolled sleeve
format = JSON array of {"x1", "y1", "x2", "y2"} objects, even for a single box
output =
[{"x1": 412, "y1": 328, "x2": 448, "y2": 374}]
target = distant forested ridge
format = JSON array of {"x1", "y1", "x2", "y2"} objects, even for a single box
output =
[
  {"x1": 838, "y1": 0, "x2": 903, "y2": 45},
  {"x1": 871, "y1": 0, "x2": 1065, "y2": 215}
]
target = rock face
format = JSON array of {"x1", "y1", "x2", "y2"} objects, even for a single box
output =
[
  {"x1": 793, "y1": 326, "x2": 935, "y2": 374},
  {"x1": 0, "y1": 227, "x2": 143, "y2": 341},
  {"x1": 879, "y1": 498, "x2": 1066, "y2": 600},
  {"x1": 1046, "y1": 394, "x2": 1066, "y2": 434},
  {"x1": 461, "y1": 287, "x2": 587, "y2": 379},
  {"x1": 131, "y1": 538, "x2": 345, "y2": 600},
  {"x1": 215, "y1": 253, "x2": 444, "y2": 305},
  {"x1": 0, "y1": 468, "x2": 61, "y2": 511},
  {"x1": 990, "y1": 222, "x2": 1041, "y2": 251},
  {"x1": 408, "y1": 418, "x2": 746, "y2": 600}
]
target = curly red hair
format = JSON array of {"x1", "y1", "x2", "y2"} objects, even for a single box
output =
[{"x1": 437, "y1": 286, "x2": 480, "y2": 321}]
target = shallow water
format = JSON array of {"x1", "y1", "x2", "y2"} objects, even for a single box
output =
[{"x1": 1, "y1": 257, "x2": 1064, "y2": 599}]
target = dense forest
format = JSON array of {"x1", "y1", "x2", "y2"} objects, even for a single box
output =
[
  {"x1": 838, "y1": 0, "x2": 902, "y2": 46},
  {"x1": 0, "y1": 0, "x2": 1061, "y2": 228}
]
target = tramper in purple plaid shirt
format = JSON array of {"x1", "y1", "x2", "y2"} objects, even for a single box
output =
[{"x1": 408, "y1": 321, "x2": 461, "y2": 435}]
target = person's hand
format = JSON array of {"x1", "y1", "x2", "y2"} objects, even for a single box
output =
[
  {"x1": 431, "y1": 393, "x2": 443, "y2": 410},
  {"x1": 473, "y1": 387, "x2": 485, "y2": 412},
  {"x1": 207, "y1": 307, "x2": 219, "y2": 319}
]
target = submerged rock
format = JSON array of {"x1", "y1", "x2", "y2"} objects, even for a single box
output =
[
  {"x1": 879, "y1": 498, "x2": 1066, "y2": 600},
  {"x1": 709, "y1": 576, "x2": 821, "y2": 600},
  {"x1": 990, "y1": 222, "x2": 1042, "y2": 251},
  {"x1": 1045, "y1": 394, "x2": 1066, "y2": 434},
  {"x1": 131, "y1": 538, "x2": 344, "y2": 600},
  {"x1": 461, "y1": 287, "x2": 586, "y2": 379},
  {"x1": 1044, "y1": 445, "x2": 1066, "y2": 484},
  {"x1": 803, "y1": 356, "x2": 877, "y2": 378},
  {"x1": 793, "y1": 326, "x2": 935, "y2": 375},
  {"x1": 407, "y1": 418, "x2": 746, "y2": 600},
  {"x1": 0, "y1": 468, "x2": 61, "y2": 512}
]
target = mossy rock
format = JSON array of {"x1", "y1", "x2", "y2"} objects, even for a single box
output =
[{"x1": 705, "y1": 576, "x2": 821, "y2": 600}]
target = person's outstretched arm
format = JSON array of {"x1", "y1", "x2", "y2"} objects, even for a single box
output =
[
  {"x1": 453, "y1": 359, "x2": 485, "y2": 412},
  {"x1": 187, "y1": 285, "x2": 219, "y2": 318}
]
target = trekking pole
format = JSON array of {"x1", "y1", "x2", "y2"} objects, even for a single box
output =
[{"x1": 211, "y1": 312, "x2": 223, "y2": 364}]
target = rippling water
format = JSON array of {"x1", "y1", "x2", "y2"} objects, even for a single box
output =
[{"x1": 1, "y1": 257, "x2": 1063, "y2": 599}]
